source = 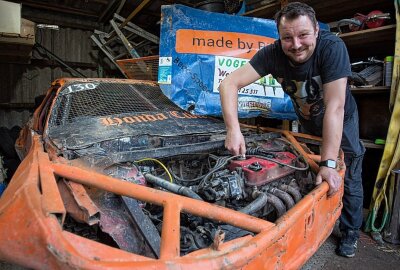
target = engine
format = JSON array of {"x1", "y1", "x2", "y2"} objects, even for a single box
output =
[
  {"x1": 107, "y1": 135, "x2": 313, "y2": 254},
  {"x1": 68, "y1": 133, "x2": 314, "y2": 256}
]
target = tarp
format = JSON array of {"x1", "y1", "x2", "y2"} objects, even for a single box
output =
[{"x1": 158, "y1": 4, "x2": 296, "y2": 120}]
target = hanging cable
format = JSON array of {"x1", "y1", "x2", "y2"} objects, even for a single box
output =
[{"x1": 134, "y1": 158, "x2": 173, "y2": 183}]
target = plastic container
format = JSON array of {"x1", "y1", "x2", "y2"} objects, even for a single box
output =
[
  {"x1": 383, "y1": 56, "x2": 394, "y2": 87},
  {"x1": 291, "y1": 120, "x2": 299, "y2": 133}
]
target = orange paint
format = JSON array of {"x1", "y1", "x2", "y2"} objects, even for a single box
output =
[
  {"x1": 176, "y1": 29, "x2": 275, "y2": 59},
  {"x1": 1, "y1": 78, "x2": 345, "y2": 269}
]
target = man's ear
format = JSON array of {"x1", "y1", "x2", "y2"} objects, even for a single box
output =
[{"x1": 315, "y1": 25, "x2": 320, "y2": 37}]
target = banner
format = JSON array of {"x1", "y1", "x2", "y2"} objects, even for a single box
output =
[{"x1": 158, "y1": 4, "x2": 296, "y2": 120}]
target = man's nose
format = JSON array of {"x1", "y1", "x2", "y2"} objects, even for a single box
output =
[{"x1": 292, "y1": 37, "x2": 301, "y2": 49}]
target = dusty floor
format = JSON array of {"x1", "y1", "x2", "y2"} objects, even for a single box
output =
[{"x1": 303, "y1": 227, "x2": 400, "y2": 270}]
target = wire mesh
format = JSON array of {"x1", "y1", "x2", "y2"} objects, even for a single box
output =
[
  {"x1": 50, "y1": 82, "x2": 180, "y2": 126},
  {"x1": 117, "y1": 56, "x2": 159, "y2": 80}
]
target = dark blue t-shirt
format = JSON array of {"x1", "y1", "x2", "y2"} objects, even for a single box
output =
[{"x1": 249, "y1": 30, "x2": 356, "y2": 137}]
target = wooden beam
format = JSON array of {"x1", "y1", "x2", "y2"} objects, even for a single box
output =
[
  {"x1": 16, "y1": 0, "x2": 99, "y2": 18},
  {"x1": 121, "y1": 0, "x2": 152, "y2": 28}
]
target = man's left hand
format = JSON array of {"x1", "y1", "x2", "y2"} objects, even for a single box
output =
[{"x1": 315, "y1": 166, "x2": 342, "y2": 196}]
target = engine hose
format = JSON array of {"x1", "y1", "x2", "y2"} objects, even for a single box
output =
[
  {"x1": 279, "y1": 184, "x2": 302, "y2": 203},
  {"x1": 238, "y1": 192, "x2": 268, "y2": 215},
  {"x1": 266, "y1": 193, "x2": 286, "y2": 218},
  {"x1": 246, "y1": 154, "x2": 309, "y2": 171},
  {"x1": 144, "y1": 173, "x2": 203, "y2": 201},
  {"x1": 271, "y1": 188, "x2": 295, "y2": 210}
]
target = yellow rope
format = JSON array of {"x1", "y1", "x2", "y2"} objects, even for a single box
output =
[
  {"x1": 365, "y1": 0, "x2": 400, "y2": 233},
  {"x1": 134, "y1": 158, "x2": 173, "y2": 183}
]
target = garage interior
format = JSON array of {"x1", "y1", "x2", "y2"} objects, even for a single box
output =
[{"x1": 0, "y1": 0, "x2": 399, "y2": 269}]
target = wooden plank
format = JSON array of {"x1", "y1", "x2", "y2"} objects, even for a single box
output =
[
  {"x1": 243, "y1": 0, "x2": 393, "y2": 23},
  {"x1": 339, "y1": 25, "x2": 396, "y2": 58},
  {"x1": 351, "y1": 86, "x2": 391, "y2": 94}
]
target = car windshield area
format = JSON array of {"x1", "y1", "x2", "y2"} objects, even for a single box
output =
[
  {"x1": 46, "y1": 81, "x2": 227, "y2": 151},
  {"x1": 49, "y1": 81, "x2": 180, "y2": 127}
]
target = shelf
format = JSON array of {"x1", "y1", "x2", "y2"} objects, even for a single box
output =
[
  {"x1": 339, "y1": 24, "x2": 396, "y2": 47},
  {"x1": 243, "y1": 0, "x2": 393, "y2": 23},
  {"x1": 0, "y1": 103, "x2": 36, "y2": 109},
  {"x1": 361, "y1": 139, "x2": 385, "y2": 149},
  {"x1": 244, "y1": 2, "x2": 280, "y2": 19},
  {"x1": 351, "y1": 86, "x2": 391, "y2": 94},
  {"x1": 339, "y1": 24, "x2": 395, "y2": 39},
  {"x1": 338, "y1": 25, "x2": 396, "y2": 58}
]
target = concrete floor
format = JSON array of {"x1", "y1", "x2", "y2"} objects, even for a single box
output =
[
  {"x1": 1, "y1": 228, "x2": 399, "y2": 269},
  {"x1": 303, "y1": 226, "x2": 400, "y2": 270}
]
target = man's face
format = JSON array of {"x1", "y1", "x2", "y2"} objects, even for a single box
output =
[{"x1": 278, "y1": 15, "x2": 319, "y2": 64}]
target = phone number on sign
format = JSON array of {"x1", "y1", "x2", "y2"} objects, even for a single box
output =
[{"x1": 238, "y1": 87, "x2": 259, "y2": 95}]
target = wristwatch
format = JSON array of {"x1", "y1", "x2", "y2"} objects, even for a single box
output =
[{"x1": 319, "y1": 159, "x2": 337, "y2": 169}]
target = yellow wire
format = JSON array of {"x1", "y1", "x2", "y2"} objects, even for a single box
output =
[{"x1": 134, "y1": 158, "x2": 173, "y2": 183}]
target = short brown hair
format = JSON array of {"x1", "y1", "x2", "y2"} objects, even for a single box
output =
[{"x1": 274, "y1": 2, "x2": 317, "y2": 31}]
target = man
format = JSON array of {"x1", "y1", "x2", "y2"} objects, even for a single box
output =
[{"x1": 219, "y1": 2, "x2": 365, "y2": 258}]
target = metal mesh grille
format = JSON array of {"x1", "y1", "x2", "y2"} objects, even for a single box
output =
[
  {"x1": 50, "y1": 82, "x2": 180, "y2": 126},
  {"x1": 117, "y1": 56, "x2": 159, "y2": 80}
]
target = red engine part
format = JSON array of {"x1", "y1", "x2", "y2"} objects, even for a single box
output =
[
  {"x1": 365, "y1": 10, "x2": 386, "y2": 29},
  {"x1": 349, "y1": 10, "x2": 387, "y2": 31},
  {"x1": 228, "y1": 152, "x2": 297, "y2": 186}
]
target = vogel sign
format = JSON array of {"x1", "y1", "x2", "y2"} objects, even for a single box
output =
[{"x1": 158, "y1": 4, "x2": 296, "y2": 120}]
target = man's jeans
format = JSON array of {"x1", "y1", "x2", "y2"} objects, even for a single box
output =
[
  {"x1": 339, "y1": 110, "x2": 365, "y2": 232},
  {"x1": 300, "y1": 109, "x2": 365, "y2": 233}
]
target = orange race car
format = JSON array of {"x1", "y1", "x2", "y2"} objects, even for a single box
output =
[{"x1": 0, "y1": 78, "x2": 344, "y2": 269}]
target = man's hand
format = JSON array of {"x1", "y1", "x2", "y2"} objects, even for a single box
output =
[
  {"x1": 225, "y1": 129, "x2": 246, "y2": 156},
  {"x1": 315, "y1": 166, "x2": 342, "y2": 196},
  {"x1": 218, "y1": 63, "x2": 261, "y2": 157}
]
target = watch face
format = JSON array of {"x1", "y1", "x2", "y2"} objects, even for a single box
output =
[
  {"x1": 326, "y1": 160, "x2": 336, "y2": 168},
  {"x1": 321, "y1": 159, "x2": 336, "y2": 168}
]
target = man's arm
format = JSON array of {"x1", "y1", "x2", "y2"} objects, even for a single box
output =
[
  {"x1": 316, "y1": 77, "x2": 347, "y2": 196},
  {"x1": 219, "y1": 63, "x2": 262, "y2": 155}
]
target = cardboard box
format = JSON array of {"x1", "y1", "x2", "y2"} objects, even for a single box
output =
[{"x1": 0, "y1": 18, "x2": 35, "y2": 63}]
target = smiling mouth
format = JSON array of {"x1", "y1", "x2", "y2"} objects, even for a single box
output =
[{"x1": 292, "y1": 50, "x2": 304, "y2": 56}]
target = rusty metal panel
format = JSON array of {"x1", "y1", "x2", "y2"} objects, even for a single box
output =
[
  {"x1": 36, "y1": 27, "x2": 99, "y2": 64},
  {"x1": 0, "y1": 110, "x2": 31, "y2": 129},
  {"x1": 0, "y1": 64, "x2": 52, "y2": 103},
  {"x1": 0, "y1": 20, "x2": 102, "y2": 128}
]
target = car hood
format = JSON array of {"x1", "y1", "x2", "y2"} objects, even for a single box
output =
[{"x1": 48, "y1": 110, "x2": 226, "y2": 150}]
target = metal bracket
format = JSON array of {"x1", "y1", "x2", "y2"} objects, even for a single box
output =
[{"x1": 91, "y1": 13, "x2": 159, "y2": 76}]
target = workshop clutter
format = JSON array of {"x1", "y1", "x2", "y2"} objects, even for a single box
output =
[
  {"x1": 0, "y1": 18, "x2": 35, "y2": 63},
  {"x1": 117, "y1": 55, "x2": 159, "y2": 81},
  {"x1": 350, "y1": 56, "x2": 393, "y2": 87},
  {"x1": 383, "y1": 56, "x2": 394, "y2": 87},
  {"x1": 337, "y1": 10, "x2": 391, "y2": 34}
]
